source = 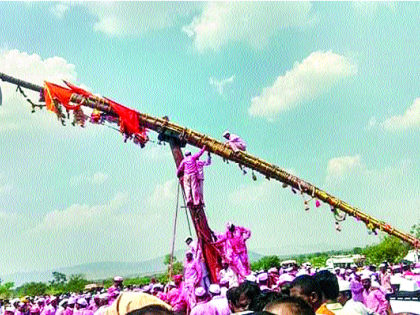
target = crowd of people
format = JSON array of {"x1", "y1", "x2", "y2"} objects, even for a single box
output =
[{"x1": 2, "y1": 253, "x2": 419, "y2": 315}]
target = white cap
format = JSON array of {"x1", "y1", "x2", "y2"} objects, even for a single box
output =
[
  {"x1": 77, "y1": 298, "x2": 87, "y2": 307},
  {"x1": 257, "y1": 272, "x2": 268, "y2": 282},
  {"x1": 114, "y1": 276, "x2": 123, "y2": 282},
  {"x1": 338, "y1": 281, "x2": 351, "y2": 292},
  {"x1": 245, "y1": 275, "x2": 257, "y2": 283},
  {"x1": 371, "y1": 281, "x2": 381, "y2": 288},
  {"x1": 209, "y1": 284, "x2": 221, "y2": 295},
  {"x1": 296, "y1": 269, "x2": 309, "y2": 277},
  {"x1": 195, "y1": 287, "x2": 206, "y2": 297},
  {"x1": 268, "y1": 267, "x2": 278, "y2": 274},
  {"x1": 361, "y1": 274, "x2": 371, "y2": 281}
]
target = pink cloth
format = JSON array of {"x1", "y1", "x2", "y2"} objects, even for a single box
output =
[
  {"x1": 40, "y1": 305, "x2": 56, "y2": 315},
  {"x1": 363, "y1": 288, "x2": 388, "y2": 315},
  {"x1": 64, "y1": 307, "x2": 73, "y2": 315},
  {"x1": 208, "y1": 296, "x2": 230, "y2": 315},
  {"x1": 190, "y1": 301, "x2": 217, "y2": 315}
]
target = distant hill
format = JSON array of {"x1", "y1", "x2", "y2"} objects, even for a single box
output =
[{"x1": 3, "y1": 250, "x2": 264, "y2": 287}]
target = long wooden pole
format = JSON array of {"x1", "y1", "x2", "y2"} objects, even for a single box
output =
[{"x1": 1, "y1": 72, "x2": 418, "y2": 248}]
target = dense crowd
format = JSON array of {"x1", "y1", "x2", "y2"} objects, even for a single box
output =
[{"x1": 1, "y1": 258, "x2": 419, "y2": 315}]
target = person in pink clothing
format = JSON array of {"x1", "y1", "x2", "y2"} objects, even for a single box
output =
[
  {"x1": 222, "y1": 131, "x2": 247, "y2": 174},
  {"x1": 74, "y1": 299, "x2": 93, "y2": 315},
  {"x1": 214, "y1": 223, "x2": 252, "y2": 282},
  {"x1": 177, "y1": 146, "x2": 207, "y2": 206},
  {"x1": 196, "y1": 151, "x2": 211, "y2": 204},
  {"x1": 361, "y1": 277, "x2": 389, "y2": 315},
  {"x1": 167, "y1": 275, "x2": 188, "y2": 314},
  {"x1": 41, "y1": 297, "x2": 57, "y2": 315},
  {"x1": 223, "y1": 131, "x2": 246, "y2": 152},
  {"x1": 183, "y1": 251, "x2": 203, "y2": 310},
  {"x1": 190, "y1": 287, "x2": 217, "y2": 315},
  {"x1": 64, "y1": 297, "x2": 76, "y2": 315}
]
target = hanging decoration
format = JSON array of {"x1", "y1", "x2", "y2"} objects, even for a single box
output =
[{"x1": 42, "y1": 81, "x2": 149, "y2": 147}]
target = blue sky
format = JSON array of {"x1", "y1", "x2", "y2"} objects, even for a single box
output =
[{"x1": 1, "y1": 1, "x2": 420, "y2": 277}]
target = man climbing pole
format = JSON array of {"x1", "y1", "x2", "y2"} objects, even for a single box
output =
[
  {"x1": 176, "y1": 146, "x2": 207, "y2": 206},
  {"x1": 222, "y1": 131, "x2": 247, "y2": 174},
  {"x1": 213, "y1": 222, "x2": 252, "y2": 283}
]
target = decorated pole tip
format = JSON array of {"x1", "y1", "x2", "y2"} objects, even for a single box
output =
[
  {"x1": 315, "y1": 200, "x2": 321, "y2": 207},
  {"x1": 291, "y1": 188, "x2": 297, "y2": 194}
]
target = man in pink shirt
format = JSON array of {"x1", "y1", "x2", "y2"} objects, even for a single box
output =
[
  {"x1": 184, "y1": 251, "x2": 203, "y2": 309},
  {"x1": 190, "y1": 287, "x2": 217, "y2": 315},
  {"x1": 177, "y1": 146, "x2": 207, "y2": 206},
  {"x1": 361, "y1": 277, "x2": 389, "y2": 315},
  {"x1": 214, "y1": 223, "x2": 252, "y2": 282},
  {"x1": 167, "y1": 275, "x2": 188, "y2": 314},
  {"x1": 196, "y1": 151, "x2": 211, "y2": 205},
  {"x1": 223, "y1": 131, "x2": 247, "y2": 174}
]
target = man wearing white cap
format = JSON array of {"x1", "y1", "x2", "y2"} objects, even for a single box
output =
[
  {"x1": 337, "y1": 281, "x2": 377, "y2": 315},
  {"x1": 222, "y1": 131, "x2": 247, "y2": 174},
  {"x1": 184, "y1": 250, "x2": 202, "y2": 310},
  {"x1": 176, "y1": 146, "x2": 207, "y2": 206},
  {"x1": 219, "y1": 261, "x2": 238, "y2": 288},
  {"x1": 257, "y1": 273, "x2": 270, "y2": 292},
  {"x1": 208, "y1": 284, "x2": 230, "y2": 315},
  {"x1": 190, "y1": 287, "x2": 216, "y2": 315},
  {"x1": 361, "y1": 276, "x2": 388, "y2": 315}
]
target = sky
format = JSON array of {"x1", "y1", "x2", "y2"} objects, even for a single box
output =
[{"x1": 1, "y1": 1, "x2": 420, "y2": 277}]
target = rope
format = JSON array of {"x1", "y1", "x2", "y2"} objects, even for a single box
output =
[
  {"x1": 169, "y1": 181, "x2": 181, "y2": 280},
  {"x1": 16, "y1": 85, "x2": 45, "y2": 111},
  {"x1": 178, "y1": 181, "x2": 193, "y2": 236}
]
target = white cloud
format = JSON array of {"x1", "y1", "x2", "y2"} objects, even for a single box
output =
[
  {"x1": 183, "y1": 2, "x2": 315, "y2": 52},
  {"x1": 366, "y1": 116, "x2": 377, "y2": 130},
  {"x1": 80, "y1": 2, "x2": 201, "y2": 37},
  {"x1": 50, "y1": 3, "x2": 70, "y2": 19},
  {"x1": 146, "y1": 179, "x2": 177, "y2": 206},
  {"x1": 325, "y1": 155, "x2": 363, "y2": 184},
  {"x1": 381, "y1": 98, "x2": 420, "y2": 132},
  {"x1": 209, "y1": 75, "x2": 235, "y2": 95},
  {"x1": 31, "y1": 192, "x2": 129, "y2": 232},
  {"x1": 70, "y1": 171, "x2": 109, "y2": 186},
  {"x1": 353, "y1": 2, "x2": 396, "y2": 16},
  {"x1": 0, "y1": 49, "x2": 78, "y2": 132},
  {"x1": 249, "y1": 51, "x2": 357, "y2": 121}
]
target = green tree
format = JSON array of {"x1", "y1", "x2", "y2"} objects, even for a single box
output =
[
  {"x1": 410, "y1": 222, "x2": 420, "y2": 240},
  {"x1": 16, "y1": 282, "x2": 47, "y2": 297},
  {"x1": 0, "y1": 282, "x2": 14, "y2": 299},
  {"x1": 164, "y1": 254, "x2": 177, "y2": 265},
  {"x1": 51, "y1": 271, "x2": 67, "y2": 284},
  {"x1": 66, "y1": 274, "x2": 89, "y2": 293},
  {"x1": 251, "y1": 255, "x2": 280, "y2": 271},
  {"x1": 362, "y1": 236, "x2": 410, "y2": 265}
]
